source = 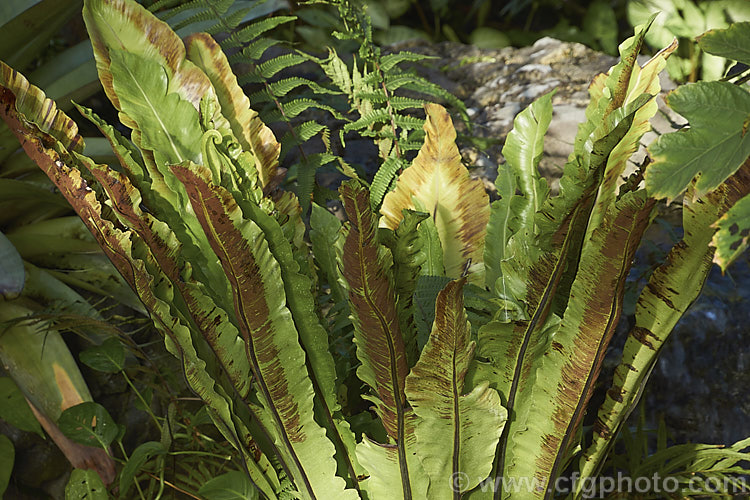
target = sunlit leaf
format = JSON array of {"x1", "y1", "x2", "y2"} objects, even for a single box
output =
[
  {"x1": 340, "y1": 180, "x2": 408, "y2": 440},
  {"x1": 697, "y1": 21, "x2": 750, "y2": 66},
  {"x1": 645, "y1": 81, "x2": 750, "y2": 201},
  {"x1": 580, "y1": 161, "x2": 750, "y2": 483},
  {"x1": 405, "y1": 278, "x2": 505, "y2": 498},
  {"x1": 171, "y1": 161, "x2": 357, "y2": 500},
  {"x1": 380, "y1": 103, "x2": 489, "y2": 284}
]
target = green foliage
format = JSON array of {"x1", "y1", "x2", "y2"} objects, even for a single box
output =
[
  {"x1": 0, "y1": 377, "x2": 45, "y2": 438},
  {"x1": 628, "y1": 0, "x2": 750, "y2": 81},
  {"x1": 0, "y1": 434, "x2": 12, "y2": 498},
  {"x1": 645, "y1": 22, "x2": 750, "y2": 270},
  {"x1": 1, "y1": 2, "x2": 749, "y2": 499},
  {"x1": 65, "y1": 468, "x2": 109, "y2": 500},
  {"x1": 645, "y1": 81, "x2": 750, "y2": 200},
  {"x1": 58, "y1": 402, "x2": 120, "y2": 449},
  {"x1": 598, "y1": 411, "x2": 750, "y2": 499},
  {"x1": 199, "y1": 471, "x2": 261, "y2": 500}
]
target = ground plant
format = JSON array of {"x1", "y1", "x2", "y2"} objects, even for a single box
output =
[{"x1": 0, "y1": 0, "x2": 749, "y2": 498}]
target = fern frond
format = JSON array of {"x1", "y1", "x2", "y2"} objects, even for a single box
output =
[
  {"x1": 342, "y1": 108, "x2": 391, "y2": 132},
  {"x1": 230, "y1": 38, "x2": 282, "y2": 62},
  {"x1": 264, "y1": 98, "x2": 341, "y2": 121},
  {"x1": 223, "y1": 15, "x2": 297, "y2": 48},
  {"x1": 150, "y1": 0, "x2": 234, "y2": 22},
  {"x1": 351, "y1": 94, "x2": 425, "y2": 111},
  {"x1": 279, "y1": 121, "x2": 328, "y2": 161},
  {"x1": 315, "y1": 48, "x2": 353, "y2": 95},
  {"x1": 370, "y1": 156, "x2": 405, "y2": 209},
  {"x1": 391, "y1": 75, "x2": 466, "y2": 114},
  {"x1": 268, "y1": 77, "x2": 339, "y2": 97},
  {"x1": 397, "y1": 140, "x2": 425, "y2": 152},
  {"x1": 379, "y1": 51, "x2": 436, "y2": 73},
  {"x1": 393, "y1": 115, "x2": 425, "y2": 130},
  {"x1": 258, "y1": 53, "x2": 308, "y2": 79},
  {"x1": 203, "y1": 6, "x2": 255, "y2": 34},
  {"x1": 293, "y1": 153, "x2": 339, "y2": 213},
  {"x1": 284, "y1": 121, "x2": 328, "y2": 145}
]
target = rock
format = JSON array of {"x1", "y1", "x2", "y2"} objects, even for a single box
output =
[{"x1": 387, "y1": 38, "x2": 687, "y2": 193}]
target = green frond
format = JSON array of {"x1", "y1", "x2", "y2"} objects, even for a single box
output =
[
  {"x1": 385, "y1": 96, "x2": 427, "y2": 111},
  {"x1": 315, "y1": 48, "x2": 352, "y2": 96},
  {"x1": 272, "y1": 98, "x2": 342, "y2": 121},
  {"x1": 397, "y1": 140, "x2": 425, "y2": 152},
  {"x1": 223, "y1": 16, "x2": 297, "y2": 48},
  {"x1": 258, "y1": 53, "x2": 308, "y2": 79},
  {"x1": 173, "y1": 9, "x2": 231, "y2": 32},
  {"x1": 280, "y1": 121, "x2": 328, "y2": 155},
  {"x1": 238, "y1": 71, "x2": 267, "y2": 85},
  {"x1": 379, "y1": 51, "x2": 436, "y2": 73},
  {"x1": 151, "y1": 0, "x2": 234, "y2": 22},
  {"x1": 385, "y1": 74, "x2": 466, "y2": 113},
  {"x1": 231, "y1": 38, "x2": 283, "y2": 63},
  {"x1": 148, "y1": 0, "x2": 182, "y2": 12},
  {"x1": 293, "y1": 153, "x2": 339, "y2": 213},
  {"x1": 201, "y1": 7, "x2": 255, "y2": 35},
  {"x1": 370, "y1": 156, "x2": 405, "y2": 210},
  {"x1": 392, "y1": 114, "x2": 425, "y2": 130},
  {"x1": 353, "y1": 93, "x2": 425, "y2": 111},
  {"x1": 268, "y1": 77, "x2": 339, "y2": 98},
  {"x1": 343, "y1": 108, "x2": 391, "y2": 132}
]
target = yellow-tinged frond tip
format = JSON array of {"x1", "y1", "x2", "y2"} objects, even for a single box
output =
[
  {"x1": 380, "y1": 103, "x2": 489, "y2": 283},
  {"x1": 185, "y1": 33, "x2": 280, "y2": 188}
]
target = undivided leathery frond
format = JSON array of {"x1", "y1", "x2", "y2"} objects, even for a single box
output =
[
  {"x1": 405, "y1": 278, "x2": 506, "y2": 499},
  {"x1": 579, "y1": 160, "x2": 750, "y2": 489},
  {"x1": 185, "y1": 33, "x2": 280, "y2": 188},
  {"x1": 380, "y1": 103, "x2": 489, "y2": 286}
]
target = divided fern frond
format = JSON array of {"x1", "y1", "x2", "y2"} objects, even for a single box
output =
[
  {"x1": 258, "y1": 54, "x2": 308, "y2": 79},
  {"x1": 268, "y1": 77, "x2": 340, "y2": 98},
  {"x1": 263, "y1": 98, "x2": 342, "y2": 121},
  {"x1": 231, "y1": 38, "x2": 282, "y2": 62},
  {"x1": 379, "y1": 51, "x2": 437, "y2": 73},
  {"x1": 283, "y1": 121, "x2": 328, "y2": 147},
  {"x1": 151, "y1": 0, "x2": 468, "y2": 218},
  {"x1": 202, "y1": 6, "x2": 256, "y2": 35},
  {"x1": 370, "y1": 156, "x2": 405, "y2": 209},
  {"x1": 223, "y1": 15, "x2": 297, "y2": 48},
  {"x1": 342, "y1": 108, "x2": 392, "y2": 133},
  {"x1": 150, "y1": 0, "x2": 234, "y2": 25}
]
